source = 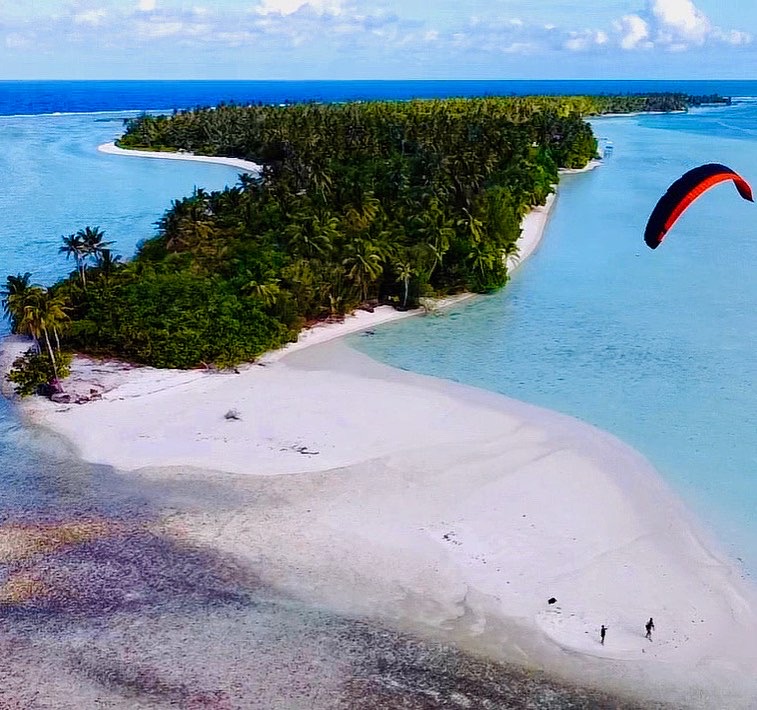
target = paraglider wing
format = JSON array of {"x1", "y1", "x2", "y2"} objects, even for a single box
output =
[{"x1": 644, "y1": 163, "x2": 753, "y2": 250}]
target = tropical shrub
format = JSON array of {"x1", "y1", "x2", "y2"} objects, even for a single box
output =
[{"x1": 7, "y1": 350, "x2": 72, "y2": 397}]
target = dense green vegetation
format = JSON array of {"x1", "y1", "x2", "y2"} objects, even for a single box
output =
[
  {"x1": 115, "y1": 93, "x2": 721, "y2": 158},
  {"x1": 3, "y1": 93, "x2": 719, "y2": 388},
  {"x1": 7, "y1": 349, "x2": 72, "y2": 397}
]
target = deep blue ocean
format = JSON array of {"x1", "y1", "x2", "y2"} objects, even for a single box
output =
[{"x1": 2, "y1": 79, "x2": 757, "y2": 115}]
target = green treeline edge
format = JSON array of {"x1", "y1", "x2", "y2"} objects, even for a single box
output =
[{"x1": 2, "y1": 93, "x2": 724, "y2": 384}]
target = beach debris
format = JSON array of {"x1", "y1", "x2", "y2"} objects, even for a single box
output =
[
  {"x1": 295, "y1": 445, "x2": 319, "y2": 455},
  {"x1": 358, "y1": 299, "x2": 379, "y2": 313},
  {"x1": 224, "y1": 409, "x2": 242, "y2": 421},
  {"x1": 442, "y1": 531, "x2": 462, "y2": 546},
  {"x1": 278, "y1": 443, "x2": 319, "y2": 455},
  {"x1": 548, "y1": 597, "x2": 557, "y2": 605},
  {"x1": 50, "y1": 389, "x2": 103, "y2": 405},
  {"x1": 418, "y1": 297, "x2": 441, "y2": 315}
]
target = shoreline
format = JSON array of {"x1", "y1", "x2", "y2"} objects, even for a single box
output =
[
  {"x1": 7, "y1": 145, "x2": 595, "y2": 378},
  {"x1": 6, "y1": 149, "x2": 757, "y2": 705},
  {"x1": 97, "y1": 142, "x2": 262, "y2": 173}
]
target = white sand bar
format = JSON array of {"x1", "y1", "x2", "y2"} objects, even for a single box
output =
[
  {"x1": 6, "y1": 336, "x2": 757, "y2": 708},
  {"x1": 98, "y1": 142, "x2": 261, "y2": 174}
]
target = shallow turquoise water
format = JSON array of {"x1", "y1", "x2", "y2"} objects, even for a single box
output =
[
  {"x1": 354, "y1": 103, "x2": 757, "y2": 575},
  {"x1": 0, "y1": 112, "x2": 244, "y2": 290}
]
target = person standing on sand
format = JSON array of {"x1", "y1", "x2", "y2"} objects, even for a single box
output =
[
  {"x1": 645, "y1": 617, "x2": 655, "y2": 640},
  {"x1": 600, "y1": 625, "x2": 607, "y2": 645}
]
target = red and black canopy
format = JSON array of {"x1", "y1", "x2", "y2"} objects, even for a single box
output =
[{"x1": 644, "y1": 163, "x2": 753, "y2": 250}]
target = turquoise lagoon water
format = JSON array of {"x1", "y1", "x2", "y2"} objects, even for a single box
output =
[
  {"x1": 354, "y1": 103, "x2": 757, "y2": 576},
  {"x1": 0, "y1": 112, "x2": 245, "y2": 289}
]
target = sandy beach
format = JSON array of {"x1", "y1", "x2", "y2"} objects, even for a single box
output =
[
  {"x1": 7, "y1": 336, "x2": 757, "y2": 707},
  {"x1": 98, "y1": 142, "x2": 262, "y2": 173},
  {"x1": 4, "y1": 152, "x2": 756, "y2": 708}
]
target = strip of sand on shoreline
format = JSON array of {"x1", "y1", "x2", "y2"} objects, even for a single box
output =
[
  {"x1": 98, "y1": 142, "x2": 262, "y2": 173},
  {"x1": 5, "y1": 151, "x2": 756, "y2": 706}
]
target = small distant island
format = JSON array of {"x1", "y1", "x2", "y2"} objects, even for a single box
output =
[{"x1": 1, "y1": 92, "x2": 726, "y2": 395}]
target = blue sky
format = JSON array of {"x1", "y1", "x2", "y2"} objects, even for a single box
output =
[{"x1": 1, "y1": 0, "x2": 756, "y2": 79}]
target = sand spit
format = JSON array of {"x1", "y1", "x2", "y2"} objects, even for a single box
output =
[
  {"x1": 97, "y1": 142, "x2": 262, "y2": 174},
  {"x1": 7, "y1": 337, "x2": 757, "y2": 708}
]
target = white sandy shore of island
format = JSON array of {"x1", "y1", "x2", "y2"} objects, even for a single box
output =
[
  {"x1": 4, "y1": 152, "x2": 757, "y2": 706},
  {"x1": 98, "y1": 142, "x2": 262, "y2": 173}
]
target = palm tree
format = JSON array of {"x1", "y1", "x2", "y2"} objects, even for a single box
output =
[
  {"x1": 18, "y1": 288, "x2": 70, "y2": 386},
  {"x1": 1, "y1": 272, "x2": 33, "y2": 333},
  {"x1": 159, "y1": 193, "x2": 214, "y2": 251},
  {"x1": 502, "y1": 240, "x2": 521, "y2": 273},
  {"x1": 342, "y1": 195, "x2": 381, "y2": 237},
  {"x1": 59, "y1": 233, "x2": 87, "y2": 286},
  {"x1": 242, "y1": 273, "x2": 281, "y2": 307},
  {"x1": 457, "y1": 208, "x2": 485, "y2": 244},
  {"x1": 466, "y1": 243, "x2": 499, "y2": 290},
  {"x1": 394, "y1": 261, "x2": 414, "y2": 309},
  {"x1": 77, "y1": 226, "x2": 113, "y2": 266},
  {"x1": 95, "y1": 249, "x2": 123, "y2": 284},
  {"x1": 413, "y1": 197, "x2": 454, "y2": 278},
  {"x1": 342, "y1": 239, "x2": 384, "y2": 302},
  {"x1": 285, "y1": 211, "x2": 339, "y2": 258}
]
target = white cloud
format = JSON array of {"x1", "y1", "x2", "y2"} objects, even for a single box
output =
[
  {"x1": 0, "y1": 0, "x2": 750, "y2": 73},
  {"x1": 715, "y1": 28, "x2": 751, "y2": 45},
  {"x1": 5, "y1": 32, "x2": 33, "y2": 49},
  {"x1": 650, "y1": 0, "x2": 708, "y2": 44},
  {"x1": 73, "y1": 9, "x2": 108, "y2": 26},
  {"x1": 256, "y1": 0, "x2": 343, "y2": 16},
  {"x1": 564, "y1": 29, "x2": 609, "y2": 52},
  {"x1": 134, "y1": 19, "x2": 184, "y2": 39},
  {"x1": 612, "y1": 0, "x2": 751, "y2": 51},
  {"x1": 502, "y1": 41, "x2": 534, "y2": 54},
  {"x1": 436, "y1": 0, "x2": 750, "y2": 58},
  {"x1": 615, "y1": 14, "x2": 651, "y2": 50}
]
